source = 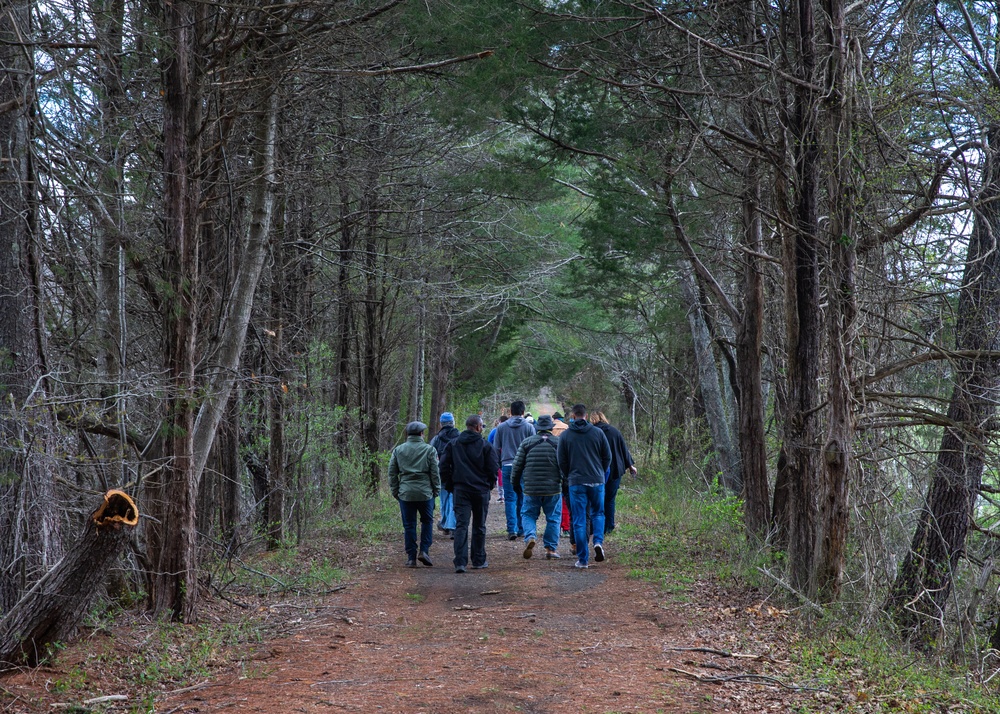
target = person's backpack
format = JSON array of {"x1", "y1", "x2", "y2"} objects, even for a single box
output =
[
  {"x1": 432, "y1": 428, "x2": 458, "y2": 460},
  {"x1": 521, "y1": 433, "x2": 555, "y2": 459}
]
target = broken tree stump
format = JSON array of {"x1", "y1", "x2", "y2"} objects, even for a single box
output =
[{"x1": 0, "y1": 489, "x2": 139, "y2": 671}]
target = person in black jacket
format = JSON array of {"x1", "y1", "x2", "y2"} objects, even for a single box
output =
[
  {"x1": 589, "y1": 411, "x2": 637, "y2": 534},
  {"x1": 439, "y1": 414, "x2": 499, "y2": 573}
]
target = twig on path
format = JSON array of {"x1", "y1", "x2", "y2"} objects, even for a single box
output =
[
  {"x1": 310, "y1": 676, "x2": 438, "y2": 687},
  {"x1": 165, "y1": 680, "x2": 215, "y2": 695},
  {"x1": 480, "y1": 590, "x2": 501, "y2": 595},
  {"x1": 323, "y1": 584, "x2": 352, "y2": 595},
  {"x1": 668, "y1": 666, "x2": 826, "y2": 692},
  {"x1": 453, "y1": 604, "x2": 480, "y2": 610},
  {"x1": 667, "y1": 646, "x2": 786, "y2": 662},
  {"x1": 667, "y1": 646, "x2": 733, "y2": 657},
  {"x1": 82, "y1": 695, "x2": 128, "y2": 704}
]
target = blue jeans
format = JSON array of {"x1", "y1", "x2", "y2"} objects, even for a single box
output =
[
  {"x1": 569, "y1": 484, "x2": 605, "y2": 564},
  {"x1": 439, "y1": 488, "x2": 456, "y2": 531},
  {"x1": 453, "y1": 486, "x2": 490, "y2": 568},
  {"x1": 520, "y1": 493, "x2": 562, "y2": 550},
  {"x1": 604, "y1": 476, "x2": 622, "y2": 532},
  {"x1": 399, "y1": 498, "x2": 434, "y2": 559},
  {"x1": 501, "y1": 464, "x2": 523, "y2": 536}
]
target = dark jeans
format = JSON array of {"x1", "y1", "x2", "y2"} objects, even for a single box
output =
[
  {"x1": 605, "y1": 476, "x2": 622, "y2": 532},
  {"x1": 399, "y1": 498, "x2": 434, "y2": 559},
  {"x1": 453, "y1": 486, "x2": 490, "y2": 568}
]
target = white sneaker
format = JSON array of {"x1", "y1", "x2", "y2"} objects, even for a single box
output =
[{"x1": 574, "y1": 560, "x2": 589, "y2": 569}]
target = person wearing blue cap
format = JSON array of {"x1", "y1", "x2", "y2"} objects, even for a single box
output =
[
  {"x1": 388, "y1": 421, "x2": 440, "y2": 568},
  {"x1": 430, "y1": 412, "x2": 460, "y2": 537}
]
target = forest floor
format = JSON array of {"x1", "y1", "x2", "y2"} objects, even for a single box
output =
[{"x1": 0, "y1": 500, "x2": 858, "y2": 714}]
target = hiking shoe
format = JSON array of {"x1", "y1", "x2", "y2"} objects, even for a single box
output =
[
  {"x1": 418, "y1": 552, "x2": 433, "y2": 567},
  {"x1": 545, "y1": 548, "x2": 561, "y2": 560},
  {"x1": 471, "y1": 563, "x2": 489, "y2": 569},
  {"x1": 574, "y1": 560, "x2": 589, "y2": 569},
  {"x1": 594, "y1": 544, "x2": 605, "y2": 562},
  {"x1": 523, "y1": 538, "x2": 536, "y2": 559},
  {"x1": 406, "y1": 559, "x2": 417, "y2": 568},
  {"x1": 455, "y1": 566, "x2": 466, "y2": 573},
  {"x1": 507, "y1": 533, "x2": 518, "y2": 541}
]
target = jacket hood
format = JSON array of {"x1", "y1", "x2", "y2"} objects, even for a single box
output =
[
  {"x1": 458, "y1": 430, "x2": 486, "y2": 444},
  {"x1": 569, "y1": 419, "x2": 593, "y2": 433},
  {"x1": 507, "y1": 416, "x2": 527, "y2": 428}
]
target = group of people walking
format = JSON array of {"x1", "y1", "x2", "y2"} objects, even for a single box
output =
[{"x1": 387, "y1": 401, "x2": 635, "y2": 572}]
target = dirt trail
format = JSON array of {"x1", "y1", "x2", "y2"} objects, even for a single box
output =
[{"x1": 158, "y1": 505, "x2": 791, "y2": 714}]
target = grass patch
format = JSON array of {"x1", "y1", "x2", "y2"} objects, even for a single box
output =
[{"x1": 616, "y1": 469, "x2": 1000, "y2": 712}]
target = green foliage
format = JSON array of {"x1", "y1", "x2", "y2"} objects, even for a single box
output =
[{"x1": 788, "y1": 632, "x2": 998, "y2": 713}]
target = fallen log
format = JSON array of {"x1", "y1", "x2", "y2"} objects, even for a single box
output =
[{"x1": 0, "y1": 490, "x2": 139, "y2": 671}]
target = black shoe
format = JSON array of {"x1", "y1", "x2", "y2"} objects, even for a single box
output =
[
  {"x1": 418, "y1": 551, "x2": 433, "y2": 567},
  {"x1": 507, "y1": 533, "x2": 518, "y2": 541},
  {"x1": 594, "y1": 544, "x2": 605, "y2": 562},
  {"x1": 455, "y1": 566, "x2": 466, "y2": 573},
  {"x1": 471, "y1": 562, "x2": 489, "y2": 569},
  {"x1": 444, "y1": 529, "x2": 454, "y2": 535},
  {"x1": 406, "y1": 559, "x2": 417, "y2": 568}
]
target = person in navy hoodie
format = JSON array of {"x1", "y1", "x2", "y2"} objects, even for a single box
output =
[
  {"x1": 493, "y1": 401, "x2": 536, "y2": 540},
  {"x1": 556, "y1": 404, "x2": 611, "y2": 568}
]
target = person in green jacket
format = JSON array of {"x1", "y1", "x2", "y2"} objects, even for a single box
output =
[{"x1": 388, "y1": 421, "x2": 441, "y2": 568}]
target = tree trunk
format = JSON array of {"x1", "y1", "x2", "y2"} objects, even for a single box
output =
[
  {"x1": 678, "y1": 262, "x2": 741, "y2": 492},
  {"x1": 817, "y1": 0, "x2": 856, "y2": 602},
  {"x1": 146, "y1": 0, "x2": 202, "y2": 622},
  {"x1": 737, "y1": 173, "x2": 770, "y2": 537},
  {"x1": 429, "y1": 310, "x2": 453, "y2": 432},
  {"x1": 783, "y1": 0, "x2": 824, "y2": 600},
  {"x1": 887, "y1": 125, "x2": 1000, "y2": 642},
  {"x1": 0, "y1": 491, "x2": 138, "y2": 671},
  {"x1": 0, "y1": 0, "x2": 63, "y2": 611},
  {"x1": 734, "y1": 0, "x2": 771, "y2": 540},
  {"x1": 267, "y1": 211, "x2": 287, "y2": 549}
]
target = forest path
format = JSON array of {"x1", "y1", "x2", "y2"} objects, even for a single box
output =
[{"x1": 158, "y1": 506, "x2": 792, "y2": 714}]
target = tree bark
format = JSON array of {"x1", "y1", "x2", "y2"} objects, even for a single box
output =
[{"x1": 0, "y1": 491, "x2": 138, "y2": 671}]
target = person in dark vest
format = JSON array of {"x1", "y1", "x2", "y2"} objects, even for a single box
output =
[
  {"x1": 589, "y1": 411, "x2": 637, "y2": 534},
  {"x1": 556, "y1": 404, "x2": 611, "y2": 568},
  {"x1": 387, "y1": 421, "x2": 440, "y2": 568},
  {"x1": 430, "y1": 412, "x2": 460, "y2": 537},
  {"x1": 511, "y1": 415, "x2": 564, "y2": 560},
  {"x1": 439, "y1": 414, "x2": 499, "y2": 573}
]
